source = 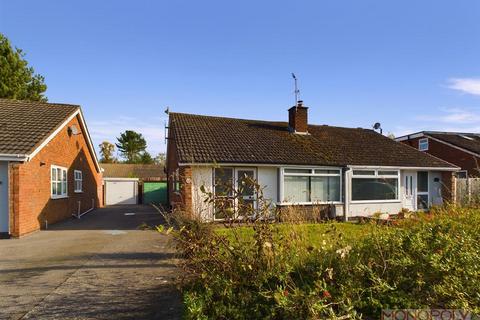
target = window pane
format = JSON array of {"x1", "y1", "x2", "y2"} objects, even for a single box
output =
[
  {"x1": 284, "y1": 176, "x2": 309, "y2": 202},
  {"x1": 214, "y1": 168, "x2": 233, "y2": 196},
  {"x1": 62, "y1": 181, "x2": 67, "y2": 195},
  {"x1": 352, "y1": 178, "x2": 398, "y2": 201},
  {"x1": 57, "y1": 168, "x2": 62, "y2": 181},
  {"x1": 57, "y1": 182, "x2": 62, "y2": 195},
  {"x1": 417, "y1": 171, "x2": 428, "y2": 192},
  {"x1": 284, "y1": 169, "x2": 311, "y2": 174},
  {"x1": 417, "y1": 194, "x2": 429, "y2": 210},
  {"x1": 52, "y1": 182, "x2": 57, "y2": 195},
  {"x1": 314, "y1": 169, "x2": 340, "y2": 175},
  {"x1": 62, "y1": 170, "x2": 67, "y2": 182},
  {"x1": 353, "y1": 170, "x2": 375, "y2": 176},
  {"x1": 378, "y1": 170, "x2": 398, "y2": 176},
  {"x1": 52, "y1": 168, "x2": 57, "y2": 181},
  {"x1": 311, "y1": 176, "x2": 340, "y2": 202}
]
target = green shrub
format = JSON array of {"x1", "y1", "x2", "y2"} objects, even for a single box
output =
[{"x1": 163, "y1": 203, "x2": 480, "y2": 318}]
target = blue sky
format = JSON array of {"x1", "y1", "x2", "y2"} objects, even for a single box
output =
[{"x1": 1, "y1": 0, "x2": 480, "y2": 156}]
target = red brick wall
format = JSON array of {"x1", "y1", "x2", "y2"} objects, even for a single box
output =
[
  {"x1": 9, "y1": 115, "x2": 102, "y2": 237},
  {"x1": 400, "y1": 137, "x2": 480, "y2": 176},
  {"x1": 166, "y1": 124, "x2": 192, "y2": 213}
]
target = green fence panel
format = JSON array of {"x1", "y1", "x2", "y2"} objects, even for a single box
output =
[{"x1": 143, "y1": 182, "x2": 168, "y2": 205}]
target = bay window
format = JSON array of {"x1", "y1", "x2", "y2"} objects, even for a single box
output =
[
  {"x1": 282, "y1": 168, "x2": 341, "y2": 204},
  {"x1": 351, "y1": 169, "x2": 399, "y2": 202}
]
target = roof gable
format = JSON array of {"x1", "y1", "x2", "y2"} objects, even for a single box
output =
[
  {"x1": 169, "y1": 112, "x2": 457, "y2": 169},
  {"x1": 0, "y1": 99, "x2": 100, "y2": 172}
]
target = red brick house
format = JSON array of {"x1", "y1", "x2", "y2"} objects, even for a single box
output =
[
  {"x1": 396, "y1": 131, "x2": 480, "y2": 178},
  {"x1": 0, "y1": 99, "x2": 103, "y2": 238},
  {"x1": 166, "y1": 101, "x2": 459, "y2": 221}
]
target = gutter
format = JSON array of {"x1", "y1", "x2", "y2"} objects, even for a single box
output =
[{"x1": 0, "y1": 153, "x2": 29, "y2": 162}]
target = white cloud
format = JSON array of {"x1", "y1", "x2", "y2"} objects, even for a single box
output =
[
  {"x1": 88, "y1": 115, "x2": 167, "y2": 158},
  {"x1": 415, "y1": 107, "x2": 480, "y2": 124},
  {"x1": 448, "y1": 78, "x2": 480, "y2": 96},
  {"x1": 395, "y1": 107, "x2": 480, "y2": 137}
]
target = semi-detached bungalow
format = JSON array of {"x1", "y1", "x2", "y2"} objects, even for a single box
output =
[
  {"x1": 0, "y1": 99, "x2": 102, "y2": 238},
  {"x1": 166, "y1": 101, "x2": 459, "y2": 221}
]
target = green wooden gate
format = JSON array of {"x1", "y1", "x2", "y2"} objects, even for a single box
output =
[{"x1": 143, "y1": 182, "x2": 168, "y2": 205}]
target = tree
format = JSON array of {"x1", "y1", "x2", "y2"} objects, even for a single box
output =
[
  {"x1": 140, "y1": 151, "x2": 154, "y2": 164},
  {"x1": 99, "y1": 141, "x2": 115, "y2": 163},
  {"x1": 0, "y1": 33, "x2": 47, "y2": 101},
  {"x1": 115, "y1": 130, "x2": 147, "y2": 163},
  {"x1": 154, "y1": 152, "x2": 166, "y2": 165}
]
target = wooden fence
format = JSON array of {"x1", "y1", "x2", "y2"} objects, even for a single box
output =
[{"x1": 454, "y1": 177, "x2": 480, "y2": 206}]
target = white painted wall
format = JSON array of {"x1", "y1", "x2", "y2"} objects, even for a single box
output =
[
  {"x1": 191, "y1": 166, "x2": 213, "y2": 221},
  {"x1": 348, "y1": 202, "x2": 403, "y2": 217},
  {"x1": 257, "y1": 167, "x2": 278, "y2": 204}
]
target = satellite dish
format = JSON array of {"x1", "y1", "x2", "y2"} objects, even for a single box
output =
[
  {"x1": 164, "y1": 107, "x2": 170, "y2": 115},
  {"x1": 373, "y1": 122, "x2": 381, "y2": 130}
]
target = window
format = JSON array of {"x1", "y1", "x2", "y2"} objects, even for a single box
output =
[
  {"x1": 282, "y1": 168, "x2": 341, "y2": 203},
  {"x1": 172, "y1": 169, "x2": 180, "y2": 193},
  {"x1": 456, "y1": 170, "x2": 467, "y2": 179},
  {"x1": 213, "y1": 168, "x2": 234, "y2": 219},
  {"x1": 418, "y1": 138, "x2": 429, "y2": 151},
  {"x1": 351, "y1": 169, "x2": 399, "y2": 202},
  {"x1": 74, "y1": 170, "x2": 83, "y2": 192},
  {"x1": 51, "y1": 166, "x2": 67, "y2": 198},
  {"x1": 417, "y1": 171, "x2": 429, "y2": 210}
]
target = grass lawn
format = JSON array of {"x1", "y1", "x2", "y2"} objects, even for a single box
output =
[{"x1": 215, "y1": 221, "x2": 375, "y2": 247}]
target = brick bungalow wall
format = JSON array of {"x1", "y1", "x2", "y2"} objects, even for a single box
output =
[
  {"x1": 9, "y1": 115, "x2": 102, "y2": 237},
  {"x1": 166, "y1": 131, "x2": 192, "y2": 213},
  {"x1": 401, "y1": 137, "x2": 480, "y2": 177}
]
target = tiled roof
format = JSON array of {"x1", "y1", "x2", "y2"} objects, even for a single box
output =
[
  {"x1": 101, "y1": 163, "x2": 166, "y2": 180},
  {"x1": 0, "y1": 99, "x2": 79, "y2": 155},
  {"x1": 427, "y1": 132, "x2": 480, "y2": 156},
  {"x1": 169, "y1": 112, "x2": 457, "y2": 168}
]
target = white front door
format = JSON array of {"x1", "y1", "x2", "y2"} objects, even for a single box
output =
[
  {"x1": 235, "y1": 168, "x2": 257, "y2": 218},
  {"x1": 403, "y1": 171, "x2": 416, "y2": 211},
  {"x1": 0, "y1": 162, "x2": 8, "y2": 234}
]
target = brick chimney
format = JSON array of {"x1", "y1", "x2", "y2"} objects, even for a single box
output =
[{"x1": 288, "y1": 100, "x2": 308, "y2": 134}]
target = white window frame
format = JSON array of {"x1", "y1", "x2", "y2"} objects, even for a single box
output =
[
  {"x1": 74, "y1": 170, "x2": 83, "y2": 193},
  {"x1": 350, "y1": 169, "x2": 400, "y2": 204},
  {"x1": 279, "y1": 167, "x2": 343, "y2": 205},
  {"x1": 416, "y1": 171, "x2": 429, "y2": 210},
  {"x1": 51, "y1": 165, "x2": 68, "y2": 199},
  {"x1": 418, "y1": 138, "x2": 429, "y2": 151}
]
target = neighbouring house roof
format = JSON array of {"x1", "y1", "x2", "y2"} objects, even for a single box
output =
[
  {"x1": 428, "y1": 132, "x2": 480, "y2": 156},
  {"x1": 101, "y1": 163, "x2": 166, "y2": 181},
  {"x1": 0, "y1": 99, "x2": 100, "y2": 172},
  {"x1": 169, "y1": 112, "x2": 458, "y2": 169}
]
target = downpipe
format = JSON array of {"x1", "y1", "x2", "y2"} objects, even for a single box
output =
[{"x1": 73, "y1": 198, "x2": 95, "y2": 219}]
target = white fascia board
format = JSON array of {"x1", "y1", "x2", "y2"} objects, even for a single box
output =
[
  {"x1": 347, "y1": 165, "x2": 460, "y2": 171},
  {"x1": 77, "y1": 109, "x2": 101, "y2": 172},
  {"x1": 394, "y1": 132, "x2": 425, "y2": 142}
]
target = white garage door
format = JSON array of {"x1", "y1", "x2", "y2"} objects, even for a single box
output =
[{"x1": 105, "y1": 180, "x2": 138, "y2": 205}]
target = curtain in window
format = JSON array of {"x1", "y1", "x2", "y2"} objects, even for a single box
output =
[
  {"x1": 284, "y1": 176, "x2": 309, "y2": 202},
  {"x1": 311, "y1": 176, "x2": 340, "y2": 202}
]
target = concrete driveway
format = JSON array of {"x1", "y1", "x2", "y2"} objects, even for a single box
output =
[{"x1": 0, "y1": 205, "x2": 182, "y2": 320}]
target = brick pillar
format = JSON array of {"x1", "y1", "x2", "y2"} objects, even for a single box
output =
[
  {"x1": 441, "y1": 171, "x2": 454, "y2": 204},
  {"x1": 179, "y1": 166, "x2": 193, "y2": 215},
  {"x1": 9, "y1": 163, "x2": 20, "y2": 237}
]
